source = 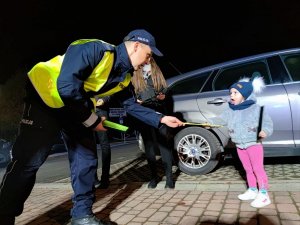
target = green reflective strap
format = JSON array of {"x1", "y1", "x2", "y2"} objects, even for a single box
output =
[{"x1": 103, "y1": 120, "x2": 129, "y2": 132}]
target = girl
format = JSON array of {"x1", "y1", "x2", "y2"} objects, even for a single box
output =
[{"x1": 209, "y1": 74, "x2": 273, "y2": 208}]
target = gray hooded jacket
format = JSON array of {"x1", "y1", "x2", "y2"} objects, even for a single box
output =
[{"x1": 209, "y1": 94, "x2": 273, "y2": 149}]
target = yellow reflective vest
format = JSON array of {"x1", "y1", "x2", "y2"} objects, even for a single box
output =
[{"x1": 27, "y1": 40, "x2": 131, "y2": 108}]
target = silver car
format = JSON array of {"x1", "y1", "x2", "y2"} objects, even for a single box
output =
[{"x1": 167, "y1": 48, "x2": 300, "y2": 175}]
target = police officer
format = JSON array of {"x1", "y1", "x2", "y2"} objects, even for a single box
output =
[{"x1": 0, "y1": 29, "x2": 183, "y2": 225}]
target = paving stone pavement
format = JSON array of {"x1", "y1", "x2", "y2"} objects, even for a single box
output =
[{"x1": 15, "y1": 154, "x2": 300, "y2": 225}]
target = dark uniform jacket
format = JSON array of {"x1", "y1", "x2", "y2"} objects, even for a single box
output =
[{"x1": 56, "y1": 41, "x2": 163, "y2": 129}]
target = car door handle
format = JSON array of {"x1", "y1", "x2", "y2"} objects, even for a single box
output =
[{"x1": 207, "y1": 98, "x2": 227, "y2": 104}]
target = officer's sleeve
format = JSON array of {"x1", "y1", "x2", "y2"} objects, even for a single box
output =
[
  {"x1": 57, "y1": 42, "x2": 104, "y2": 128},
  {"x1": 116, "y1": 85, "x2": 163, "y2": 128}
]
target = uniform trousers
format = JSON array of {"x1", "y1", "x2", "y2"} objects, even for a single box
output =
[{"x1": 0, "y1": 98, "x2": 98, "y2": 220}]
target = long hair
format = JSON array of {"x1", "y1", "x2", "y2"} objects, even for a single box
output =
[{"x1": 131, "y1": 57, "x2": 167, "y2": 94}]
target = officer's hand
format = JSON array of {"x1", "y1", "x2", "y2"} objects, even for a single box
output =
[
  {"x1": 160, "y1": 116, "x2": 184, "y2": 128},
  {"x1": 93, "y1": 117, "x2": 107, "y2": 132}
]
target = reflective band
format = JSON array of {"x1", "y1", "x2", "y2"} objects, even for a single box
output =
[{"x1": 83, "y1": 113, "x2": 98, "y2": 127}]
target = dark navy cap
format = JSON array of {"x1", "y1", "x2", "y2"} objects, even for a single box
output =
[
  {"x1": 230, "y1": 81, "x2": 253, "y2": 99},
  {"x1": 123, "y1": 29, "x2": 163, "y2": 56}
]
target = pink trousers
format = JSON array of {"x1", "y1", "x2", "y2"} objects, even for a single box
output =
[{"x1": 237, "y1": 144, "x2": 269, "y2": 189}]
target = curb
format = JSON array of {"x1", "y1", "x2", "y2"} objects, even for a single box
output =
[{"x1": 35, "y1": 179, "x2": 300, "y2": 192}]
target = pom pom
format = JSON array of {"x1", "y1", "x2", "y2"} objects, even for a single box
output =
[{"x1": 252, "y1": 76, "x2": 265, "y2": 94}]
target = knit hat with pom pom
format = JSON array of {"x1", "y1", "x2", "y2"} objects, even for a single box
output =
[{"x1": 230, "y1": 72, "x2": 265, "y2": 99}]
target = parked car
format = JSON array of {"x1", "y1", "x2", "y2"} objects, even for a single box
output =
[
  {"x1": 0, "y1": 139, "x2": 12, "y2": 166},
  {"x1": 140, "y1": 48, "x2": 300, "y2": 176}
]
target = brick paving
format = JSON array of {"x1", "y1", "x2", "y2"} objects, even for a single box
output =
[{"x1": 13, "y1": 154, "x2": 300, "y2": 225}]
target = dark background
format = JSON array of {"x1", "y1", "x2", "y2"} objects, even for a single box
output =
[{"x1": 1, "y1": 0, "x2": 300, "y2": 83}]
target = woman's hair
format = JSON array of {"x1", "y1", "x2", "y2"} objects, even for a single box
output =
[{"x1": 131, "y1": 57, "x2": 167, "y2": 94}]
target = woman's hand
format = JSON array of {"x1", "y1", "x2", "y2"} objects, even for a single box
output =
[{"x1": 156, "y1": 93, "x2": 165, "y2": 101}]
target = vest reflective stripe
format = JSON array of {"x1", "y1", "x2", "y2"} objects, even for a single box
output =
[
  {"x1": 90, "y1": 73, "x2": 132, "y2": 111},
  {"x1": 28, "y1": 55, "x2": 65, "y2": 108},
  {"x1": 84, "y1": 51, "x2": 114, "y2": 92},
  {"x1": 71, "y1": 39, "x2": 112, "y2": 46},
  {"x1": 95, "y1": 73, "x2": 132, "y2": 98}
]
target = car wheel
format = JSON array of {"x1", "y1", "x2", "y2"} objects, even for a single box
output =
[{"x1": 174, "y1": 127, "x2": 222, "y2": 176}]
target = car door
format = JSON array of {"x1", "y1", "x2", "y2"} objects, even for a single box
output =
[
  {"x1": 283, "y1": 82, "x2": 300, "y2": 147},
  {"x1": 169, "y1": 71, "x2": 212, "y2": 122},
  {"x1": 280, "y1": 53, "x2": 300, "y2": 147}
]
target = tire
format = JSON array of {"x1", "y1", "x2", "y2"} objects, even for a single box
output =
[{"x1": 174, "y1": 127, "x2": 222, "y2": 176}]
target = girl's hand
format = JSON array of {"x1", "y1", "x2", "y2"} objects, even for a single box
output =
[{"x1": 259, "y1": 130, "x2": 267, "y2": 138}]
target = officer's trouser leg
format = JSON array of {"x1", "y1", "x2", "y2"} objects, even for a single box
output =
[
  {"x1": 64, "y1": 131, "x2": 98, "y2": 219},
  {"x1": 0, "y1": 126, "x2": 58, "y2": 221}
]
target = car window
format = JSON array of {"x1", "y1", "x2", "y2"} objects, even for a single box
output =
[
  {"x1": 282, "y1": 54, "x2": 300, "y2": 81},
  {"x1": 268, "y1": 56, "x2": 291, "y2": 83},
  {"x1": 213, "y1": 61, "x2": 270, "y2": 91},
  {"x1": 169, "y1": 71, "x2": 211, "y2": 95}
]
